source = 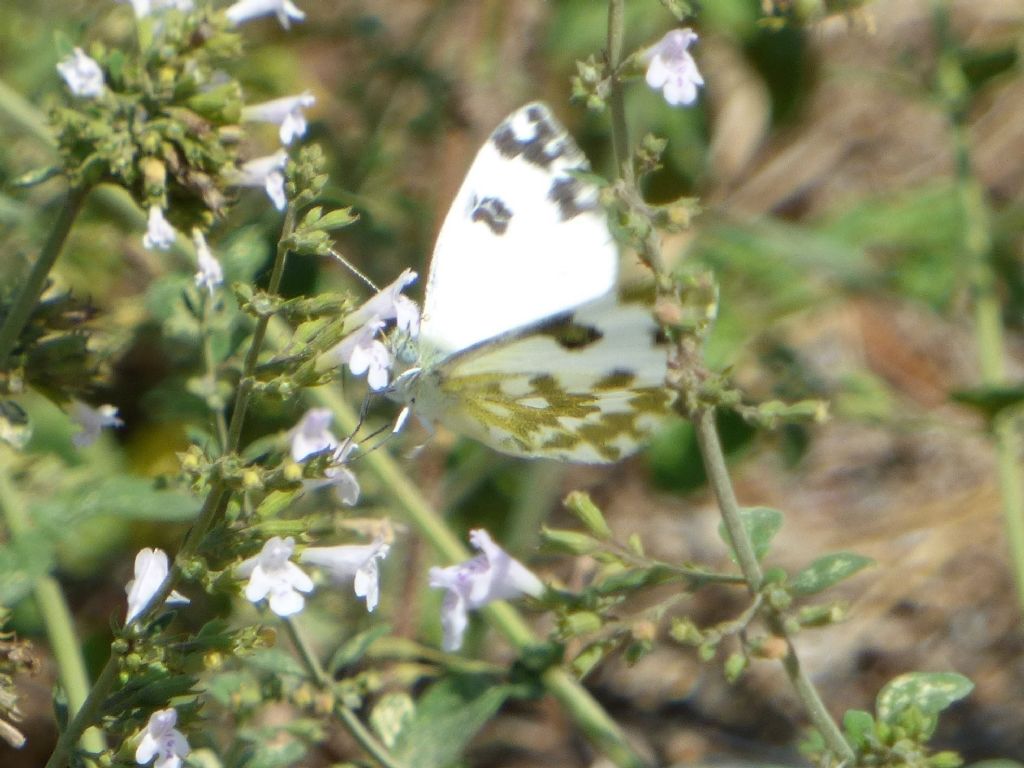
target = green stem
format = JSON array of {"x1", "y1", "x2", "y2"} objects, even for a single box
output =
[
  {"x1": 225, "y1": 204, "x2": 296, "y2": 453},
  {"x1": 283, "y1": 619, "x2": 407, "y2": 768},
  {"x1": 956, "y1": 131, "x2": 1024, "y2": 611},
  {"x1": 692, "y1": 409, "x2": 853, "y2": 762},
  {"x1": 0, "y1": 463, "x2": 106, "y2": 757},
  {"x1": 0, "y1": 185, "x2": 88, "y2": 370},
  {"x1": 294, "y1": 378, "x2": 647, "y2": 768},
  {"x1": 606, "y1": 0, "x2": 632, "y2": 184}
]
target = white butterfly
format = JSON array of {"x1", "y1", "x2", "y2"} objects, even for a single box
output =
[{"x1": 389, "y1": 103, "x2": 672, "y2": 463}]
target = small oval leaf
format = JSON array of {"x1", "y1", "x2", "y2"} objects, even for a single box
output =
[
  {"x1": 876, "y1": 672, "x2": 974, "y2": 723},
  {"x1": 791, "y1": 552, "x2": 874, "y2": 596}
]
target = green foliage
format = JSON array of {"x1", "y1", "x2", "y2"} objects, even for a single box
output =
[
  {"x1": 717, "y1": 506, "x2": 783, "y2": 563},
  {"x1": 789, "y1": 552, "x2": 874, "y2": 596}
]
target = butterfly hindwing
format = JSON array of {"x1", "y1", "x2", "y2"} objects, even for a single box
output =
[
  {"x1": 409, "y1": 294, "x2": 673, "y2": 463},
  {"x1": 420, "y1": 103, "x2": 618, "y2": 356}
]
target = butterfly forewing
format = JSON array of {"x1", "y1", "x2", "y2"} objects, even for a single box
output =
[
  {"x1": 410, "y1": 295, "x2": 674, "y2": 463},
  {"x1": 420, "y1": 103, "x2": 618, "y2": 355}
]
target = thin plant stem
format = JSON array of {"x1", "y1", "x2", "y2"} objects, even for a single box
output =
[
  {"x1": 606, "y1": 0, "x2": 632, "y2": 184},
  {"x1": 283, "y1": 619, "x2": 407, "y2": 768},
  {"x1": 692, "y1": 410, "x2": 854, "y2": 761},
  {"x1": 0, "y1": 185, "x2": 89, "y2": 370},
  {"x1": 0, "y1": 462, "x2": 106, "y2": 755},
  {"x1": 200, "y1": 291, "x2": 230, "y2": 449}
]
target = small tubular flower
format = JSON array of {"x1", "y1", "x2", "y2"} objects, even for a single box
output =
[
  {"x1": 71, "y1": 401, "x2": 123, "y2": 447},
  {"x1": 428, "y1": 530, "x2": 544, "y2": 651},
  {"x1": 57, "y1": 48, "x2": 104, "y2": 98},
  {"x1": 242, "y1": 92, "x2": 316, "y2": 146},
  {"x1": 192, "y1": 230, "x2": 223, "y2": 295},
  {"x1": 348, "y1": 268, "x2": 421, "y2": 337},
  {"x1": 143, "y1": 205, "x2": 176, "y2": 251},
  {"x1": 303, "y1": 438, "x2": 360, "y2": 506},
  {"x1": 644, "y1": 29, "x2": 704, "y2": 107},
  {"x1": 333, "y1": 319, "x2": 392, "y2": 391},
  {"x1": 229, "y1": 151, "x2": 288, "y2": 210},
  {"x1": 237, "y1": 536, "x2": 313, "y2": 617},
  {"x1": 226, "y1": 0, "x2": 305, "y2": 29},
  {"x1": 135, "y1": 708, "x2": 190, "y2": 768},
  {"x1": 300, "y1": 538, "x2": 390, "y2": 612},
  {"x1": 125, "y1": 549, "x2": 190, "y2": 624},
  {"x1": 289, "y1": 407, "x2": 337, "y2": 462}
]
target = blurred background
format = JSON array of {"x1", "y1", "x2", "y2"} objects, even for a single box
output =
[{"x1": 2, "y1": 0, "x2": 1024, "y2": 765}]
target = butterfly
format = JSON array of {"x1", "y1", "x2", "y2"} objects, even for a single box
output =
[{"x1": 388, "y1": 102, "x2": 673, "y2": 463}]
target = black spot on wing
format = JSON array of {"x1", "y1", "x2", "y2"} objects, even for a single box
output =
[
  {"x1": 549, "y1": 176, "x2": 597, "y2": 221},
  {"x1": 471, "y1": 196, "x2": 513, "y2": 234},
  {"x1": 491, "y1": 106, "x2": 572, "y2": 169},
  {"x1": 537, "y1": 311, "x2": 604, "y2": 350}
]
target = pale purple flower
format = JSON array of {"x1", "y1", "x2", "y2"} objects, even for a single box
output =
[
  {"x1": 71, "y1": 401, "x2": 123, "y2": 448},
  {"x1": 225, "y1": 0, "x2": 305, "y2": 29},
  {"x1": 191, "y1": 230, "x2": 223, "y2": 295},
  {"x1": 644, "y1": 29, "x2": 704, "y2": 107},
  {"x1": 127, "y1": 0, "x2": 193, "y2": 16},
  {"x1": 429, "y1": 529, "x2": 544, "y2": 651},
  {"x1": 300, "y1": 538, "x2": 390, "y2": 612},
  {"x1": 57, "y1": 48, "x2": 104, "y2": 98},
  {"x1": 135, "y1": 708, "x2": 189, "y2": 768},
  {"x1": 237, "y1": 536, "x2": 313, "y2": 617},
  {"x1": 143, "y1": 205, "x2": 176, "y2": 251},
  {"x1": 229, "y1": 151, "x2": 288, "y2": 210},
  {"x1": 125, "y1": 549, "x2": 190, "y2": 624},
  {"x1": 348, "y1": 269, "x2": 420, "y2": 337},
  {"x1": 242, "y1": 92, "x2": 315, "y2": 146},
  {"x1": 332, "y1": 319, "x2": 392, "y2": 391},
  {"x1": 303, "y1": 438, "x2": 360, "y2": 506},
  {"x1": 289, "y1": 408, "x2": 337, "y2": 462}
]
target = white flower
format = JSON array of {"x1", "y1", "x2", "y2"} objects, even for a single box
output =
[
  {"x1": 428, "y1": 530, "x2": 544, "y2": 651},
  {"x1": 301, "y1": 538, "x2": 390, "y2": 612},
  {"x1": 242, "y1": 92, "x2": 316, "y2": 146},
  {"x1": 192, "y1": 230, "x2": 223, "y2": 295},
  {"x1": 126, "y1": 0, "x2": 194, "y2": 16},
  {"x1": 229, "y1": 151, "x2": 288, "y2": 211},
  {"x1": 289, "y1": 407, "x2": 337, "y2": 462},
  {"x1": 125, "y1": 549, "x2": 190, "y2": 624},
  {"x1": 237, "y1": 536, "x2": 313, "y2": 617},
  {"x1": 56, "y1": 48, "x2": 104, "y2": 99},
  {"x1": 225, "y1": 0, "x2": 305, "y2": 29},
  {"x1": 143, "y1": 205, "x2": 176, "y2": 251},
  {"x1": 643, "y1": 28, "x2": 704, "y2": 107},
  {"x1": 303, "y1": 438, "x2": 360, "y2": 506},
  {"x1": 332, "y1": 319, "x2": 392, "y2": 391},
  {"x1": 348, "y1": 269, "x2": 420, "y2": 338},
  {"x1": 135, "y1": 708, "x2": 190, "y2": 768},
  {"x1": 71, "y1": 401, "x2": 123, "y2": 448}
]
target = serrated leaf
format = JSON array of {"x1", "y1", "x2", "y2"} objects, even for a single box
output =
[
  {"x1": 717, "y1": 507, "x2": 783, "y2": 563},
  {"x1": 790, "y1": 553, "x2": 874, "y2": 596},
  {"x1": 876, "y1": 672, "x2": 974, "y2": 724},
  {"x1": 327, "y1": 623, "x2": 391, "y2": 675}
]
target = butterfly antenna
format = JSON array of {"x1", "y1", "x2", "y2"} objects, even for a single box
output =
[
  {"x1": 329, "y1": 248, "x2": 379, "y2": 292},
  {"x1": 348, "y1": 420, "x2": 402, "y2": 463}
]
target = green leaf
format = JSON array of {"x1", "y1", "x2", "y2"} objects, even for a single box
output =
[
  {"x1": 540, "y1": 527, "x2": 599, "y2": 555},
  {"x1": 370, "y1": 692, "x2": 415, "y2": 750},
  {"x1": 951, "y1": 383, "x2": 1024, "y2": 422},
  {"x1": 0, "y1": 531, "x2": 56, "y2": 605},
  {"x1": 327, "y1": 623, "x2": 392, "y2": 675},
  {"x1": 876, "y1": 672, "x2": 974, "y2": 724},
  {"x1": 790, "y1": 553, "x2": 874, "y2": 596},
  {"x1": 31, "y1": 476, "x2": 201, "y2": 530},
  {"x1": 391, "y1": 675, "x2": 512, "y2": 768},
  {"x1": 245, "y1": 648, "x2": 307, "y2": 678},
  {"x1": 563, "y1": 491, "x2": 613, "y2": 539},
  {"x1": 11, "y1": 166, "x2": 61, "y2": 188},
  {"x1": 717, "y1": 507, "x2": 783, "y2": 563},
  {"x1": 307, "y1": 207, "x2": 357, "y2": 232},
  {"x1": 843, "y1": 709, "x2": 875, "y2": 747}
]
